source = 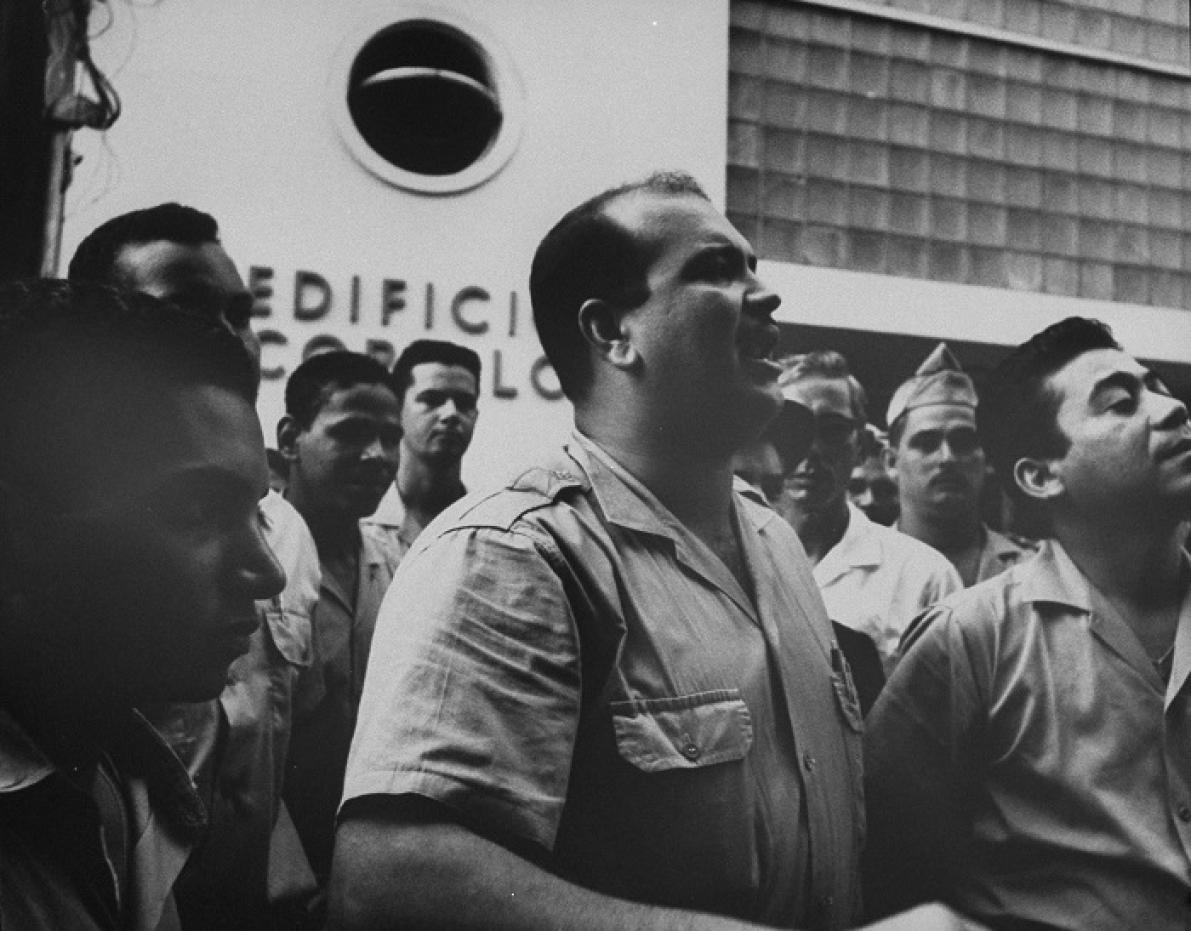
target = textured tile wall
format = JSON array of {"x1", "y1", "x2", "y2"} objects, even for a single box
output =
[{"x1": 728, "y1": 0, "x2": 1191, "y2": 308}]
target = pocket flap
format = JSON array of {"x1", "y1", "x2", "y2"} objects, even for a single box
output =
[{"x1": 612, "y1": 689, "x2": 753, "y2": 773}]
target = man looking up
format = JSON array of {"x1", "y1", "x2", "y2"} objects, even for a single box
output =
[
  {"x1": 69, "y1": 203, "x2": 322, "y2": 928},
  {"x1": 866, "y1": 318, "x2": 1191, "y2": 928},
  {"x1": 886, "y1": 343, "x2": 1033, "y2": 586},
  {"x1": 776, "y1": 351, "x2": 959, "y2": 672},
  {"x1": 364, "y1": 338, "x2": 480, "y2": 559},
  {"x1": 0, "y1": 280, "x2": 285, "y2": 928},
  {"x1": 330, "y1": 172, "x2": 969, "y2": 930},
  {"x1": 278, "y1": 351, "x2": 404, "y2": 884}
]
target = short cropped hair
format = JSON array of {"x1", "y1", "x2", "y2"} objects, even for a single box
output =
[
  {"x1": 529, "y1": 171, "x2": 709, "y2": 401},
  {"x1": 981, "y1": 317, "x2": 1120, "y2": 503},
  {"x1": 0, "y1": 279, "x2": 257, "y2": 511},
  {"x1": 284, "y1": 350, "x2": 394, "y2": 429},
  {"x1": 68, "y1": 203, "x2": 220, "y2": 286},
  {"x1": 390, "y1": 339, "x2": 481, "y2": 407},
  {"x1": 779, "y1": 350, "x2": 869, "y2": 424}
]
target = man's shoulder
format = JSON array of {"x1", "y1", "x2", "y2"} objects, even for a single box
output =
[
  {"x1": 902, "y1": 554, "x2": 1038, "y2": 653},
  {"x1": 416, "y1": 455, "x2": 593, "y2": 542},
  {"x1": 864, "y1": 519, "x2": 959, "y2": 579},
  {"x1": 259, "y1": 491, "x2": 318, "y2": 569}
]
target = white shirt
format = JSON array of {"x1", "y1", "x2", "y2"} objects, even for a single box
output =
[{"x1": 814, "y1": 503, "x2": 961, "y2": 672}]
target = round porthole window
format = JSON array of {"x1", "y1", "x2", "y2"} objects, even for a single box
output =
[{"x1": 331, "y1": 7, "x2": 523, "y2": 194}]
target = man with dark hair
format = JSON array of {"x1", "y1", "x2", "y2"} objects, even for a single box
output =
[
  {"x1": 776, "y1": 351, "x2": 960, "y2": 674},
  {"x1": 277, "y1": 350, "x2": 404, "y2": 885},
  {"x1": 330, "y1": 173, "x2": 966, "y2": 930},
  {"x1": 886, "y1": 343, "x2": 1034, "y2": 586},
  {"x1": 364, "y1": 338, "x2": 480, "y2": 559},
  {"x1": 69, "y1": 203, "x2": 259, "y2": 379},
  {"x1": 69, "y1": 204, "x2": 323, "y2": 928},
  {"x1": 0, "y1": 279, "x2": 284, "y2": 928},
  {"x1": 865, "y1": 317, "x2": 1191, "y2": 928}
]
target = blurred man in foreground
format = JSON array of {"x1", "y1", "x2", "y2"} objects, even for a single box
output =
[
  {"x1": 866, "y1": 318, "x2": 1191, "y2": 928},
  {"x1": 70, "y1": 203, "x2": 322, "y2": 927},
  {"x1": 330, "y1": 172, "x2": 973, "y2": 930},
  {"x1": 0, "y1": 280, "x2": 284, "y2": 928}
]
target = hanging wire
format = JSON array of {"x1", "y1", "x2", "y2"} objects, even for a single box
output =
[{"x1": 43, "y1": 0, "x2": 121, "y2": 130}]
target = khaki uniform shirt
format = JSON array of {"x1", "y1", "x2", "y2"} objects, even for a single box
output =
[
  {"x1": 866, "y1": 539, "x2": 1191, "y2": 928},
  {"x1": 286, "y1": 522, "x2": 403, "y2": 880},
  {"x1": 344, "y1": 435, "x2": 864, "y2": 929}
]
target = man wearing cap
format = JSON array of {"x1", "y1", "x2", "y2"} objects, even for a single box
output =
[
  {"x1": 776, "y1": 351, "x2": 960, "y2": 675},
  {"x1": 885, "y1": 343, "x2": 1034, "y2": 587}
]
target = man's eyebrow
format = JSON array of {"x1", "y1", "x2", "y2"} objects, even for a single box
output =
[
  {"x1": 1088, "y1": 370, "x2": 1142, "y2": 401},
  {"x1": 688, "y1": 240, "x2": 757, "y2": 269}
]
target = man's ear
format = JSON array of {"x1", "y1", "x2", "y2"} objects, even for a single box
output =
[
  {"x1": 882, "y1": 444, "x2": 898, "y2": 478},
  {"x1": 577, "y1": 298, "x2": 638, "y2": 370},
  {"x1": 1013, "y1": 457, "x2": 1062, "y2": 502},
  {"x1": 276, "y1": 416, "x2": 303, "y2": 462}
]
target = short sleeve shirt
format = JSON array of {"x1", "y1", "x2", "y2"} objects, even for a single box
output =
[
  {"x1": 343, "y1": 435, "x2": 864, "y2": 929},
  {"x1": 865, "y1": 539, "x2": 1191, "y2": 928},
  {"x1": 814, "y1": 503, "x2": 961, "y2": 672}
]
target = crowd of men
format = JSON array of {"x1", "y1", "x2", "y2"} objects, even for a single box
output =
[{"x1": 1, "y1": 172, "x2": 1190, "y2": 931}]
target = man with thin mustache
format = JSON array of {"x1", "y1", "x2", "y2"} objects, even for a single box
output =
[{"x1": 886, "y1": 343, "x2": 1034, "y2": 587}]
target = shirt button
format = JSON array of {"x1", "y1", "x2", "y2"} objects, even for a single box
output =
[
  {"x1": 1178, "y1": 804, "x2": 1191, "y2": 823},
  {"x1": 682, "y1": 743, "x2": 700, "y2": 761},
  {"x1": 803, "y1": 752, "x2": 816, "y2": 773}
]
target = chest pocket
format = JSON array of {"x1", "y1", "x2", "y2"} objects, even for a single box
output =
[{"x1": 611, "y1": 689, "x2": 753, "y2": 773}]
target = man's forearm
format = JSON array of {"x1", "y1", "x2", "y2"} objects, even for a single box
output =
[{"x1": 329, "y1": 814, "x2": 764, "y2": 931}]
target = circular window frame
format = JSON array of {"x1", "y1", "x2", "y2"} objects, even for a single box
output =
[{"x1": 330, "y1": 3, "x2": 524, "y2": 195}]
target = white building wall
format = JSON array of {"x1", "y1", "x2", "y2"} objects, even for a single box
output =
[{"x1": 62, "y1": 0, "x2": 730, "y2": 487}]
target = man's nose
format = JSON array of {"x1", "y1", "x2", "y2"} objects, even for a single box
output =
[
  {"x1": 746, "y1": 275, "x2": 781, "y2": 319},
  {"x1": 241, "y1": 522, "x2": 286, "y2": 602},
  {"x1": 1153, "y1": 391, "x2": 1189, "y2": 430}
]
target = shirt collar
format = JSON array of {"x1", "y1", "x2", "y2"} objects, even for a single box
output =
[
  {"x1": 566, "y1": 433, "x2": 757, "y2": 618},
  {"x1": 1017, "y1": 538, "x2": 1094, "y2": 613},
  {"x1": 0, "y1": 706, "x2": 55, "y2": 792},
  {"x1": 0, "y1": 705, "x2": 206, "y2": 837},
  {"x1": 837, "y1": 504, "x2": 882, "y2": 566},
  {"x1": 364, "y1": 482, "x2": 408, "y2": 530}
]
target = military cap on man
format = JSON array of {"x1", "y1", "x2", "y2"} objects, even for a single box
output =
[{"x1": 885, "y1": 342, "x2": 977, "y2": 428}]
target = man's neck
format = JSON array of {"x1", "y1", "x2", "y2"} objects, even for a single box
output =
[
  {"x1": 790, "y1": 500, "x2": 850, "y2": 566},
  {"x1": 899, "y1": 505, "x2": 984, "y2": 584},
  {"x1": 396, "y1": 452, "x2": 464, "y2": 529},
  {"x1": 1058, "y1": 513, "x2": 1187, "y2": 616},
  {"x1": 285, "y1": 487, "x2": 360, "y2": 558},
  {"x1": 578, "y1": 423, "x2": 747, "y2": 605}
]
